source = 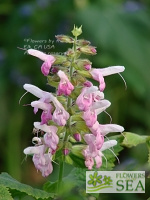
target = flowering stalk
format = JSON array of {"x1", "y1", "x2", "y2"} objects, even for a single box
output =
[{"x1": 23, "y1": 26, "x2": 125, "y2": 183}]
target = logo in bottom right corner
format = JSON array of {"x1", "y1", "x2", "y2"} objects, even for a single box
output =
[{"x1": 86, "y1": 171, "x2": 145, "y2": 193}]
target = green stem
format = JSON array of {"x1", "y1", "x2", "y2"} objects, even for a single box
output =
[{"x1": 57, "y1": 35, "x2": 78, "y2": 192}]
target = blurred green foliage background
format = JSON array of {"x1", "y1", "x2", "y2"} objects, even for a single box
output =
[{"x1": 0, "y1": 0, "x2": 150, "y2": 199}]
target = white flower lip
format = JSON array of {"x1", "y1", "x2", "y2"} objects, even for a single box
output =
[
  {"x1": 27, "y1": 49, "x2": 48, "y2": 61},
  {"x1": 101, "y1": 140, "x2": 117, "y2": 152},
  {"x1": 100, "y1": 66, "x2": 125, "y2": 77}
]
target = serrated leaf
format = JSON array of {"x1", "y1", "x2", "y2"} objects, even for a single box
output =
[
  {"x1": 122, "y1": 132, "x2": 149, "y2": 148},
  {"x1": 0, "y1": 173, "x2": 53, "y2": 199},
  {"x1": 0, "y1": 185, "x2": 13, "y2": 200}
]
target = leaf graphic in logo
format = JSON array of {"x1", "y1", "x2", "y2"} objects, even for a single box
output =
[
  {"x1": 88, "y1": 172, "x2": 102, "y2": 186},
  {"x1": 103, "y1": 175, "x2": 113, "y2": 185}
]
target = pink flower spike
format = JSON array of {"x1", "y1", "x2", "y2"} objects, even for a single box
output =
[
  {"x1": 57, "y1": 70, "x2": 74, "y2": 96},
  {"x1": 27, "y1": 49, "x2": 55, "y2": 76}
]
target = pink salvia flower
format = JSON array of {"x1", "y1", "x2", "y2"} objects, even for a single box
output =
[
  {"x1": 33, "y1": 153, "x2": 53, "y2": 177},
  {"x1": 51, "y1": 96, "x2": 69, "y2": 126},
  {"x1": 34, "y1": 122, "x2": 59, "y2": 151},
  {"x1": 27, "y1": 49, "x2": 55, "y2": 76},
  {"x1": 90, "y1": 66, "x2": 125, "y2": 91},
  {"x1": 31, "y1": 101, "x2": 53, "y2": 125},
  {"x1": 83, "y1": 109, "x2": 97, "y2": 127},
  {"x1": 76, "y1": 86, "x2": 98, "y2": 111},
  {"x1": 24, "y1": 145, "x2": 53, "y2": 177},
  {"x1": 57, "y1": 70, "x2": 74, "y2": 96}
]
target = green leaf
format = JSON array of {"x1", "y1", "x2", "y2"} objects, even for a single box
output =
[
  {"x1": 69, "y1": 153, "x2": 85, "y2": 168},
  {"x1": 122, "y1": 132, "x2": 149, "y2": 148},
  {"x1": 0, "y1": 173, "x2": 53, "y2": 199},
  {"x1": 0, "y1": 185, "x2": 13, "y2": 200},
  {"x1": 43, "y1": 181, "x2": 58, "y2": 194}
]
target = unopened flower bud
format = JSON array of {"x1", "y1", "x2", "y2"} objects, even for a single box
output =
[
  {"x1": 78, "y1": 46, "x2": 97, "y2": 55},
  {"x1": 73, "y1": 133, "x2": 81, "y2": 142},
  {"x1": 55, "y1": 35, "x2": 74, "y2": 43},
  {"x1": 84, "y1": 64, "x2": 91, "y2": 70},
  {"x1": 63, "y1": 148, "x2": 70, "y2": 155},
  {"x1": 76, "y1": 39, "x2": 91, "y2": 46},
  {"x1": 72, "y1": 25, "x2": 82, "y2": 37},
  {"x1": 53, "y1": 55, "x2": 67, "y2": 65},
  {"x1": 66, "y1": 48, "x2": 75, "y2": 57}
]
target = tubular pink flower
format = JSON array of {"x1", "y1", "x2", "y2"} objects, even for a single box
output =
[
  {"x1": 44, "y1": 127, "x2": 59, "y2": 151},
  {"x1": 90, "y1": 66, "x2": 125, "y2": 91},
  {"x1": 51, "y1": 96, "x2": 69, "y2": 126},
  {"x1": 24, "y1": 145, "x2": 53, "y2": 177},
  {"x1": 82, "y1": 100, "x2": 110, "y2": 127},
  {"x1": 83, "y1": 109, "x2": 97, "y2": 127},
  {"x1": 23, "y1": 84, "x2": 53, "y2": 102},
  {"x1": 31, "y1": 101, "x2": 53, "y2": 125},
  {"x1": 57, "y1": 70, "x2": 74, "y2": 96},
  {"x1": 76, "y1": 86, "x2": 98, "y2": 111},
  {"x1": 33, "y1": 153, "x2": 53, "y2": 177},
  {"x1": 27, "y1": 49, "x2": 55, "y2": 76}
]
